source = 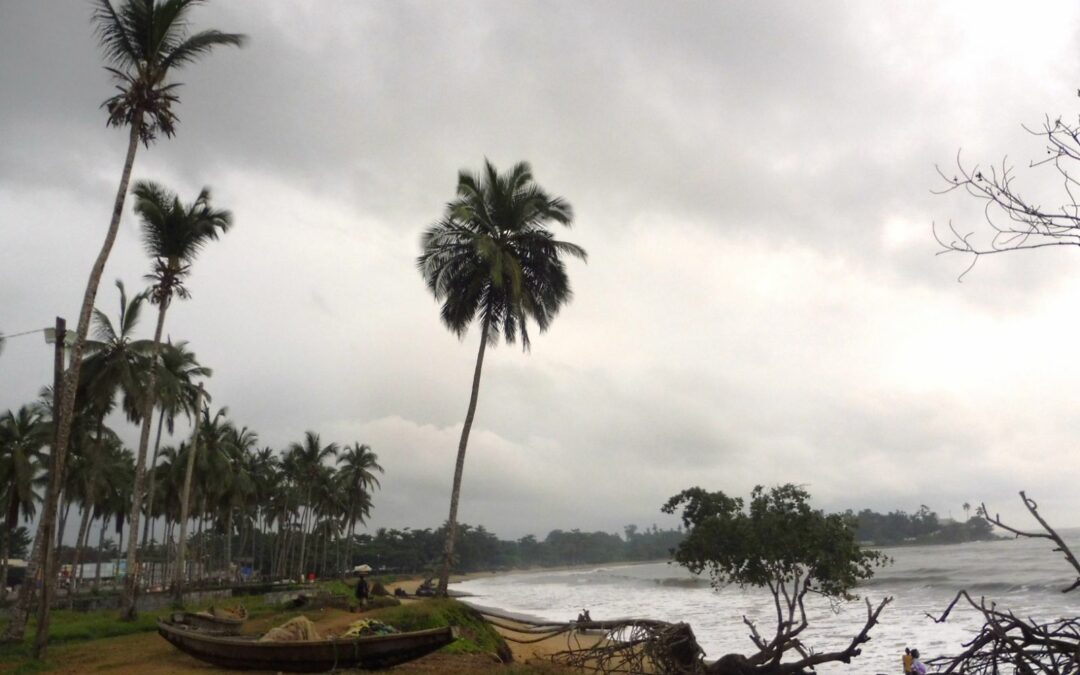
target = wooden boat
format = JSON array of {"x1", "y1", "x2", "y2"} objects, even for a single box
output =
[
  {"x1": 176, "y1": 606, "x2": 248, "y2": 635},
  {"x1": 157, "y1": 619, "x2": 457, "y2": 672}
]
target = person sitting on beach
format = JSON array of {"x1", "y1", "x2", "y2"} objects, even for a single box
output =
[
  {"x1": 910, "y1": 649, "x2": 927, "y2": 675},
  {"x1": 903, "y1": 647, "x2": 913, "y2": 675}
]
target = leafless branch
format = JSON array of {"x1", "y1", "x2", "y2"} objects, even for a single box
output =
[
  {"x1": 935, "y1": 114, "x2": 1080, "y2": 278},
  {"x1": 929, "y1": 491, "x2": 1080, "y2": 674}
]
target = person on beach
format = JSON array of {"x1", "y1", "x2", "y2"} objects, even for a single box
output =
[
  {"x1": 355, "y1": 575, "x2": 369, "y2": 605},
  {"x1": 903, "y1": 647, "x2": 914, "y2": 674},
  {"x1": 910, "y1": 648, "x2": 927, "y2": 675}
]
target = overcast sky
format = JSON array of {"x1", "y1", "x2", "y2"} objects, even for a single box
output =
[{"x1": 4, "y1": 1, "x2": 1080, "y2": 540}]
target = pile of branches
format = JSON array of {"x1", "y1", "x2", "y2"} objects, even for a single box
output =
[
  {"x1": 483, "y1": 613, "x2": 706, "y2": 674},
  {"x1": 550, "y1": 619, "x2": 706, "y2": 675},
  {"x1": 929, "y1": 492, "x2": 1080, "y2": 674}
]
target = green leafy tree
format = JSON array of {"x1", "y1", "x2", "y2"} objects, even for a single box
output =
[
  {"x1": 417, "y1": 159, "x2": 586, "y2": 594},
  {"x1": 14, "y1": 0, "x2": 244, "y2": 646},
  {"x1": 662, "y1": 484, "x2": 890, "y2": 675}
]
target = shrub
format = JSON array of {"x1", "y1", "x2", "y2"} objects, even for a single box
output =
[{"x1": 369, "y1": 599, "x2": 511, "y2": 662}]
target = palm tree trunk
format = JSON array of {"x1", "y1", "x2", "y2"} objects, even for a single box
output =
[
  {"x1": 348, "y1": 516, "x2": 357, "y2": 570},
  {"x1": 437, "y1": 320, "x2": 489, "y2": 596},
  {"x1": 0, "y1": 494, "x2": 17, "y2": 601},
  {"x1": 320, "y1": 525, "x2": 329, "y2": 576},
  {"x1": 173, "y1": 385, "x2": 204, "y2": 600},
  {"x1": 9, "y1": 115, "x2": 143, "y2": 649},
  {"x1": 163, "y1": 520, "x2": 171, "y2": 583},
  {"x1": 142, "y1": 408, "x2": 167, "y2": 548},
  {"x1": 94, "y1": 516, "x2": 106, "y2": 589},
  {"x1": 196, "y1": 509, "x2": 205, "y2": 581},
  {"x1": 224, "y1": 509, "x2": 233, "y2": 574},
  {"x1": 69, "y1": 504, "x2": 93, "y2": 599},
  {"x1": 298, "y1": 489, "x2": 311, "y2": 578},
  {"x1": 121, "y1": 300, "x2": 170, "y2": 619},
  {"x1": 56, "y1": 495, "x2": 70, "y2": 553}
]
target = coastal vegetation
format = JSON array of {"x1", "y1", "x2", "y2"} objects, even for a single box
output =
[
  {"x1": 7, "y1": 0, "x2": 246, "y2": 653},
  {"x1": 417, "y1": 160, "x2": 587, "y2": 596},
  {"x1": 664, "y1": 484, "x2": 890, "y2": 675},
  {"x1": 847, "y1": 505, "x2": 997, "y2": 546}
]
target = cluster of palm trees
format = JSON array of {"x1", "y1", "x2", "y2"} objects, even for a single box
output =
[
  {"x1": 6, "y1": 0, "x2": 589, "y2": 661},
  {"x1": 0, "y1": 311, "x2": 384, "y2": 589}
]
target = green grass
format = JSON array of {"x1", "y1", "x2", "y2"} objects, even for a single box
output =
[
  {"x1": 0, "y1": 606, "x2": 171, "y2": 668},
  {"x1": 314, "y1": 578, "x2": 354, "y2": 597},
  {"x1": 368, "y1": 598, "x2": 511, "y2": 660},
  {"x1": 0, "y1": 589, "x2": 287, "y2": 668}
]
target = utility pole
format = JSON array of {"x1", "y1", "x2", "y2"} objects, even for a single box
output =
[{"x1": 33, "y1": 317, "x2": 66, "y2": 659}]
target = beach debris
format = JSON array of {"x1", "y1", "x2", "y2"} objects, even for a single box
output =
[
  {"x1": 486, "y1": 611, "x2": 706, "y2": 675},
  {"x1": 929, "y1": 491, "x2": 1080, "y2": 674},
  {"x1": 340, "y1": 619, "x2": 399, "y2": 638}
]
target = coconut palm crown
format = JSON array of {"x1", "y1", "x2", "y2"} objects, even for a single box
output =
[
  {"x1": 418, "y1": 159, "x2": 586, "y2": 349},
  {"x1": 133, "y1": 180, "x2": 232, "y2": 306},
  {"x1": 95, "y1": 0, "x2": 247, "y2": 145}
]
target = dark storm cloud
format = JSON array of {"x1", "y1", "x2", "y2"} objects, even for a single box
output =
[{"x1": 4, "y1": 1, "x2": 1080, "y2": 538}]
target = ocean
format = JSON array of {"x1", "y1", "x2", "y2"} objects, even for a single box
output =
[{"x1": 452, "y1": 532, "x2": 1080, "y2": 674}]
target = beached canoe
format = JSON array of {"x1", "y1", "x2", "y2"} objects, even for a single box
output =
[
  {"x1": 176, "y1": 606, "x2": 248, "y2": 635},
  {"x1": 157, "y1": 619, "x2": 456, "y2": 672}
]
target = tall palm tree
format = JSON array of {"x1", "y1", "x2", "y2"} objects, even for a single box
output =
[
  {"x1": 122, "y1": 181, "x2": 231, "y2": 617},
  {"x1": 67, "y1": 434, "x2": 127, "y2": 593},
  {"x1": 417, "y1": 159, "x2": 586, "y2": 594},
  {"x1": 0, "y1": 407, "x2": 49, "y2": 599},
  {"x1": 337, "y1": 443, "x2": 383, "y2": 568},
  {"x1": 142, "y1": 341, "x2": 211, "y2": 548},
  {"x1": 285, "y1": 432, "x2": 338, "y2": 578},
  {"x1": 217, "y1": 425, "x2": 255, "y2": 574},
  {"x1": 17, "y1": 1, "x2": 244, "y2": 645}
]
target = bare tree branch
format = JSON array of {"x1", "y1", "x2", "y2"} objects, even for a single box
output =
[
  {"x1": 930, "y1": 492, "x2": 1080, "y2": 674},
  {"x1": 935, "y1": 113, "x2": 1080, "y2": 278}
]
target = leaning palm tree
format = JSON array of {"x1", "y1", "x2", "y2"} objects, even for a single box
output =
[
  {"x1": 16, "y1": 0, "x2": 244, "y2": 644},
  {"x1": 417, "y1": 159, "x2": 586, "y2": 594},
  {"x1": 122, "y1": 181, "x2": 231, "y2": 618}
]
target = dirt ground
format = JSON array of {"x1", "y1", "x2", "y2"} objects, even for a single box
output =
[{"x1": 14, "y1": 581, "x2": 596, "y2": 675}]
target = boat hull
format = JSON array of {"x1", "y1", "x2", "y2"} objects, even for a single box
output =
[
  {"x1": 157, "y1": 620, "x2": 456, "y2": 672},
  {"x1": 178, "y1": 609, "x2": 247, "y2": 635}
]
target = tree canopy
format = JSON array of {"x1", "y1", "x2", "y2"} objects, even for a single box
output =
[{"x1": 663, "y1": 484, "x2": 890, "y2": 675}]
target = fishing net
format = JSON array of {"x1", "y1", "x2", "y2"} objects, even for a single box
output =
[{"x1": 259, "y1": 616, "x2": 322, "y2": 642}]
